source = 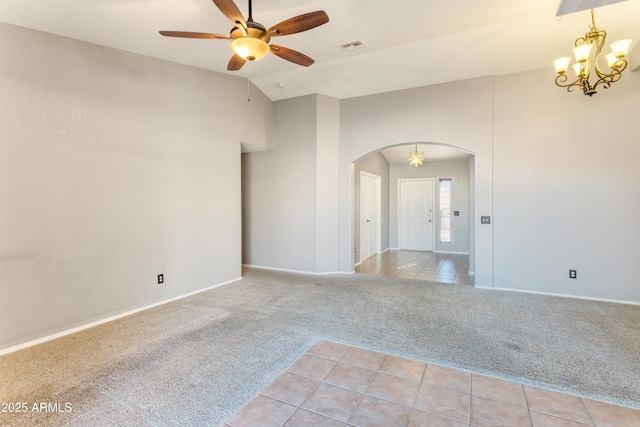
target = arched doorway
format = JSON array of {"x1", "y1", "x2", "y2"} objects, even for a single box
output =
[{"x1": 352, "y1": 142, "x2": 475, "y2": 284}]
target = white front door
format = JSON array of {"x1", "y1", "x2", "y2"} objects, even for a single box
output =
[
  {"x1": 360, "y1": 172, "x2": 381, "y2": 261},
  {"x1": 399, "y1": 179, "x2": 434, "y2": 251}
]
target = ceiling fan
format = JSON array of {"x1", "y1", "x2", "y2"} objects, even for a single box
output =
[{"x1": 159, "y1": 0, "x2": 329, "y2": 71}]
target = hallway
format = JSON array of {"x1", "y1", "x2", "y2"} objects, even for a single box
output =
[{"x1": 355, "y1": 250, "x2": 473, "y2": 285}]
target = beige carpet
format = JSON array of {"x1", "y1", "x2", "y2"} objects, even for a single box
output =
[{"x1": 1, "y1": 267, "x2": 639, "y2": 426}]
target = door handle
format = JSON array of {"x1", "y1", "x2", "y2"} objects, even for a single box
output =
[{"x1": 367, "y1": 219, "x2": 370, "y2": 222}]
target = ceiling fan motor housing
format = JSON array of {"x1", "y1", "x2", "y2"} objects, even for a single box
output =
[{"x1": 230, "y1": 22, "x2": 271, "y2": 61}]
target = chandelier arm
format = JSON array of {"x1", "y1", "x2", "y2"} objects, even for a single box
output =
[
  {"x1": 555, "y1": 74, "x2": 584, "y2": 92},
  {"x1": 574, "y1": 36, "x2": 587, "y2": 47},
  {"x1": 592, "y1": 29, "x2": 607, "y2": 79},
  {"x1": 592, "y1": 62, "x2": 626, "y2": 91},
  {"x1": 554, "y1": 8, "x2": 630, "y2": 97}
]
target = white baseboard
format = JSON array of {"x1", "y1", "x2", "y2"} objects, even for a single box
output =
[
  {"x1": 381, "y1": 248, "x2": 390, "y2": 254},
  {"x1": 0, "y1": 277, "x2": 243, "y2": 356},
  {"x1": 434, "y1": 250, "x2": 470, "y2": 255},
  {"x1": 244, "y1": 264, "x2": 345, "y2": 276},
  {"x1": 389, "y1": 248, "x2": 469, "y2": 256},
  {"x1": 476, "y1": 285, "x2": 640, "y2": 306}
]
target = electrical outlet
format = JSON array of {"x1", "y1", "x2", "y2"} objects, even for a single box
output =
[
  {"x1": 481, "y1": 216, "x2": 491, "y2": 224},
  {"x1": 569, "y1": 270, "x2": 577, "y2": 279},
  {"x1": 158, "y1": 274, "x2": 164, "y2": 284}
]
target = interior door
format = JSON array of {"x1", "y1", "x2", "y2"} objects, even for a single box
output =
[
  {"x1": 360, "y1": 172, "x2": 381, "y2": 261},
  {"x1": 399, "y1": 179, "x2": 434, "y2": 251}
]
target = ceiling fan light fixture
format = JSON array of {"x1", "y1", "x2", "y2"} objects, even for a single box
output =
[
  {"x1": 231, "y1": 37, "x2": 270, "y2": 61},
  {"x1": 159, "y1": 0, "x2": 328, "y2": 70}
]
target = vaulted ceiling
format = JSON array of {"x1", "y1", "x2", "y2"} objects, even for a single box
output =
[{"x1": 1, "y1": 0, "x2": 638, "y2": 101}]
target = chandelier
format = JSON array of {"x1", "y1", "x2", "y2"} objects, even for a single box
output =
[
  {"x1": 408, "y1": 145, "x2": 425, "y2": 168},
  {"x1": 553, "y1": 9, "x2": 631, "y2": 96}
]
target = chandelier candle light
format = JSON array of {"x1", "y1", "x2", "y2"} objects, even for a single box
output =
[
  {"x1": 408, "y1": 145, "x2": 425, "y2": 168},
  {"x1": 553, "y1": 9, "x2": 631, "y2": 96}
]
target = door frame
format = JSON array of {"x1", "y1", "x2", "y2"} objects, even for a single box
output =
[
  {"x1": 398, "y1": 178, "x2": 435, "y2": 251},
  {"x1": 360, "y1": 171, "x2": 382, "y2": 263}
]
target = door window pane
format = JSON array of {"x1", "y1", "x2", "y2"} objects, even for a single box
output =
[{"x1": 439, "y1": 179, "x2": 451, "y2": 243}]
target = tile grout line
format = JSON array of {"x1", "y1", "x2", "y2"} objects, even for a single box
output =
[
  {"x1": 279, "y1": 348, "x2": 342, "y2": 427},
  {"x1": 336, "y1": 348, "x2": 385, "y2": 426},
  {"x1": 521, "y1": 381, "x2": 535, "y2": 427},
  {"x1": 581, "y1": 396, "x2": 599, "y2": 427},
  {"x1": 226, "y1": 340, "x2": 639, "y2": 426},
  {"x1": 405, "y1": 361, "x2": 429, "y2": 427},
  {"x1": 301, "y1": 344, "x2": 409, "y2": 426}
]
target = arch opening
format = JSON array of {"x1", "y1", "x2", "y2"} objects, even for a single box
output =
[{"x1": 350, "y1": 141, "x2": 476, "y2": 284}]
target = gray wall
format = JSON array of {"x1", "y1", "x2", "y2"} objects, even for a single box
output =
[
  {"x1": 389, "y1": 158, "x2": 471, "y2": 254},
  {"x1": 0, "y1": 23, "x2": 272, "y2": 350},
  {"x1": 4, "y1": 21, "x2": 640, "y2": 352},
  {"x1": 339, "y1": 71, "x2": 640, "y2": 302},
  {"x1": 242, "y1": 95, "x2": 318, "y2": 272},
  {"x1": 339, "y1": 77, "x2": 495, "y2": 286},
  {"x1": 353, "y1": 152, "x2": 390, "y2": 264},
  {"x1": 339, "y1": 70, "x2": 640, "y2": 302},
  {"x1": 242, "y1": 94, "x2": 341, "y2": 273},
  {"x1": 493, "y1": 68, "x2": 640, "y2": 301},
  {"x1": 315, "y1": 95, "x2": 341, "y2": 272}
]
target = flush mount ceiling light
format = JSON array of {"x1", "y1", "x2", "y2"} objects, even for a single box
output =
[
  {"x1": 553, "y1": 9, "x2": 632, "y2": 96},
  {"x1": 408, "y1": 145, "x2": 425, "y2": 168}
]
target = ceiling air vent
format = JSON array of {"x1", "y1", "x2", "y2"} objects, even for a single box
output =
[{"x1": 341, "y1": 40, "x2": 366, "y2": 51}]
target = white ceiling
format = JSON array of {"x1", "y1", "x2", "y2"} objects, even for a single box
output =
[
  {"x1": 1, "y1": 0, "x2": 638, "y2": 101},
  {"x1": 380, "y1": 144, "x2": 470, "y2": 164}
]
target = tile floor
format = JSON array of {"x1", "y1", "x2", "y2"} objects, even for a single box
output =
[
  {"x1": 224, "y1": 341, "x2": 640, "y2": 427},
  {"x1": 355, "y1": 250, "x2": 473, "y2": 285}
]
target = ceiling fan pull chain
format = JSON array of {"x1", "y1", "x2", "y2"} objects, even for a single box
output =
[{"x1": 247, "y1": 78, "x2": 251, "y2": 103}]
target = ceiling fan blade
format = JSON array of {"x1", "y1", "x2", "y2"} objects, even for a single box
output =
[
  {"x1": 212, "y1": 0, "x2": 247, "y2": 29},
  {"x1": 227, "y1": 54, "x2": 247, "y2": 71},
  {"x1": 270, "y1": 44, "x2": 314, "y2": 67},
  {"x1": 159, "y1": 31, "x2": 229, "y2": 40},
  {"x1": 267, "y1": 11, "x2": 329, "y2": 36}
]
